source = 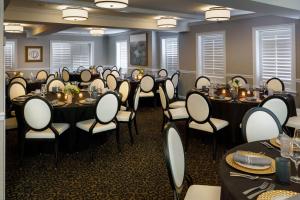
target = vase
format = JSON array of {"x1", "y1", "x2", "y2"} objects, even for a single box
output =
[{"x1": 66, "y1": 94, "x2": 73, "y2": 104}]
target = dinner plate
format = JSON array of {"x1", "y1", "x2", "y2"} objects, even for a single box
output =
[
  {"x1": 13, "y1": 96, "x2": 28, "y2": 101},
  {"x1": 239, "y1": 97, "x2": 261, "y2": 103},
  {"x1": 52, "y1": 101, "x2": 66, "y2": 107},
  {"x1": 269, "y1": 138, "x2": 300, "y2": 151},
  {"x1": 257, "y1": 190, "x2": 298, "y2": 200},
  {"x1": 210, "y1": 96, "x2": 232, "y2": 101},
  {"x1": 79, "y1": 99, "x2": 96, "y2": 105}
]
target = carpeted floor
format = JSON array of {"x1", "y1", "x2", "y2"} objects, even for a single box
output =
[{"x1": 6, "y1": 106, "x2": 221, "y2": 199}]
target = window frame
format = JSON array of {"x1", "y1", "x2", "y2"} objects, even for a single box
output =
[
  {"x1": 252, "y1": 23, "x2": 296, "y2": 92},
  {"x1": 4, "y1": 39, "x2": 17, "y2": 69},
  {"x1": 196, "y1": 31, "x2": 226, "y2": 84},
  {"x1": 160, "y1": 36, "x2": 179, "y2": 71},
  {"x1": 115, "y1": 40, "x2": 128, "y2": 69}
]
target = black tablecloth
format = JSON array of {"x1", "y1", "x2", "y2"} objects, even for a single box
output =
[
  {"x1": 219, "y1": 142, "x2": 300, "y2": 200},
  {"x1": 69, "y1": 73, "x2": 100, "y2": 82}
]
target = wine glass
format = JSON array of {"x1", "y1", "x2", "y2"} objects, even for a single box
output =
[
  {"x1": 289, "y1": 129, "x2": 300, "y2": 184},
  {"x1": 41, "y1": 84, "x2": 46, "y2": 97},
  {"x1": 88, "y1": 85, "x2": 93, "y2": 99}
]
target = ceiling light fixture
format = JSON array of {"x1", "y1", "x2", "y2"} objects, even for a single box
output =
[
  {"x1": 4, "y1": 24, "x2": 24, "y2": 33},
  {"x1": 205, "y1": 7, "x2": 230, "y2": 21},
  {"x1": 62, "y1": 7, "x2": 88, "y2": 21},
  {"x1": 157, "y1": 17, "x2": 177, "y2": 28},
  {"x1": 90, "y1": 29, "x2": 105, "y2": 36},
  {"x1": 95, "y1": 0, "x2": 128, "y2": 9}
]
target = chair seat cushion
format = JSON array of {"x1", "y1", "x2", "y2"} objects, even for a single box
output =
[
  {"x1": 76, "y1": 119, "x2": 116, "y2": 134},
  {"x1": 164, "y1": 107, "x2": 188, "y2": 120},
  {"x1": 6, "y1": 117, "x2": 18, "y2": 130},
  {"x1": 116, "y1": 111, "x2": 135, "y2": 122},
  {"x1": 189, "y1": 118, "x2": 229, "y2": 133},
  {"x1": 169, "y1": 101, "x2": 186, "y2": 109},
  {"x1": 184, "y1": 185, "x2": 221, "y2": 200},
  {"x1": 139, "y1": 91, "x2": 154, "y2": 97},
  {"x1": 120, "y1": 105, "x2": 127, "y2": 111},
  {"x1": 286, "y1": 116, "x2": 300, "y2": 129},
  {"x1": 25, "y1": 123, "x2": 70, "y2": 139}
]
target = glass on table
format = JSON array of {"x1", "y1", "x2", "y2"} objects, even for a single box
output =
[
  {"x1": 41, "y1": 84, "x2": 47, "y2": 97},
  {"x1": 280, "y1": 133, "x2": 292, "y2": 158},
  {"x1": 289, "y1": 129, "x2": 300, "y2": 184}
]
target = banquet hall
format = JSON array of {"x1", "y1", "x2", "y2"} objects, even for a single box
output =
[{"x1": 1, "y1": 0, "x2": 300, "y2": 199}]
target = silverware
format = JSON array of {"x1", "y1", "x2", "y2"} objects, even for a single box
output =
[
  {"x1": 247, "y1": 183, "x2": 275, "y2": 199},
  {"x1": 260, "y1": 141, "x2": 280, "y2": 152},
  {"x1": 242, "y1": 182, "x2": 269, "y2": 195},
  {"x1": 230, "y1": 172, "x2": 273, "y2": 181}
]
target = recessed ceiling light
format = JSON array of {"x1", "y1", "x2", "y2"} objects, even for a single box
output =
[
  {"x1": 4, "y1": 24, "x2": 24, "y2": 33},
  {"x1": 157, "y1": 17, "x2": 177, "y2": 28},
  {"x1": 90, "y1": 29, "x2": 105, "y2": 36},
  {"x1": 62, "y1": 7, "x2": 88, "y2": 21},
  {"x1": 205, "y1": 7, "x2": 230, "y2": 21},
  {"x1": 95, "y1": 0, "x2": 128, "y2": 9}
]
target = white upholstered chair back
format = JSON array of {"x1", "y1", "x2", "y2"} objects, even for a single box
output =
[
  {"x1": 242, "y1": 107, "x2": 282, "y2": 142},
  {"x1": 118, "y1": 80, "x2": 130, "y2": 103},
  {"x1": 195, "y1": 76, "x2": 211, "y2": 89},
  {"x1": 96, "y1": 92, "x2": 119, "y2": 123},
  {"x1": 97, "y1": 66, "x2": 104, "y2": 74},
  {"x1": 62, "y1": 70, "x2": 70, "y2": 82},
  {"x1": 103, "y1": 69, "x2": 111, "y2": 80},
  {"x1": 47, "y1": 79, "x2": 65, "y2": 92},
  {"x1": 106, "y1": 74, "x2": 118, "y2": 90},
  {"x1": 186, "y1": 91, "x2": 210, "y2": 123},
  {"x1": 158, "y1": 69, "x2": 168, "y2": 77},
  {"x1": 112, "y1": 66, "x2": 118, "y2": 71},
  {"x1": 171, "y1": 72, "x2": 179, "y2": 89},
  {"x1": 10, "y1": 77, "x2": 27, "y2": 88},
  {"x1": 36, "y1": 70, "x2": 48, "y2": 80},
  {"x1": 266, "y1": 78, "x2": 285, "y2": 92},
  {"x1": 80, "y1": 70, "x2": 92, "y2": 82},
  {"x1": 46, "y1": 74, "x2": 55, "y2": 85},
  {"x1": 140, "y1": 75, "x2": 154, "y2": 93},
  {"x1": 24, "y1": 97, "x2": 52, "y2": 130},
  {"x1": 133, "y1": 86, "x2": 141, "y2": 112},
  {"x1": 111, "y1": 70, "x2": 120, "y2": 78},
  {"x1": 131, "y1": 69, "x2": 140, "y2": 79},
  {"x1": 9, "y1": 82, "x2": 26, "y2": 100},
  {"x1": 165, "y1": 79, "x2": 175, "y2": 100},
  {"x1": 89, "y1": 78, "x2": 105, "y2": 91}
]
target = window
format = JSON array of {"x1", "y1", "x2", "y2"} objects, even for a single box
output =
[
  {"x1": 4, "y1": 40, "x2": 16, "y2": 68},
  {"x1": 197, "y1": 32, "x2": 226, "y2": 83},
  {"x1": 254, "y1": 24, "x2": 295, "y2": 91},
  {"x1": 50, "y1": 41, "x2": 94, "y2": 72},
  {"x1": 161, "y1": 37, "x2": 179, "y2": 72},
  {"x1": 116, "y1": 40, "x2": 128, "y2": 69}
]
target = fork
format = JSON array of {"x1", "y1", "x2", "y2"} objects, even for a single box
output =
[
  {"x1": 247, "y1": 183, "x2": 275, "y2": 199},
  {"x1": 242, "y1": 182, "x2": 269, "y2": 195},
  {"x1": 230, "y1": 172, "x2": 272, "y2": 181},
  {"x1": 260, "y1": 141, "x2": 280, "y2": 152}
]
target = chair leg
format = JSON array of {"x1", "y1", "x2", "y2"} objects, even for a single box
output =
[
  {"x1": 212, "y1": 134, "x2": 217, "y2": 161},
  {"x1": 116, "y1": 126, "x2": 121, "y2": 152},
  {"x1": 128, "y1": 122, "x2": 134, "y2": 145},
  {"x1": 134, "y1": 117, "x2": 139, "y2": 135}
]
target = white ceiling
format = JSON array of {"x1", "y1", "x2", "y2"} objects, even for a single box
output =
[{"x1": 55, "y1": 27, "x2": 128, "y2": 36}]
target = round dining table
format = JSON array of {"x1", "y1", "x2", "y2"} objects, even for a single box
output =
[
  {"x1": 69, "y1": 72, "x2": 100, "y2": 82},
  {"x1": 219, "y1": 142, "x2": 300, "y2": 200}
]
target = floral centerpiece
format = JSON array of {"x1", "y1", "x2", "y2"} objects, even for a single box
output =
[
  {"x1": 63, "y1": 83, "x2": 80, "y2": 103},
  {"x1": 228, "y1": 79, "x2": 241, "y2": 101}
]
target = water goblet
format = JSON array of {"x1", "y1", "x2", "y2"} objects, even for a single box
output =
[{"x1": 289, "y1": 129, "x2": 300, "y2": 184}]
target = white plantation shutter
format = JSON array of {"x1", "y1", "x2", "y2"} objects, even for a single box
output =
[
  {"x1": 161, "y1": 37, "x2": 179, "y2": 72},
  {"x1": 255, "y1": 25, "x2": 295, "y2": 91},
  {"x1": 4, "y1": 41, "x2": 16, "y2": 68},
  {"x1": 116, "y1": 41, "x2": 128, "y2": 69},
  {"x1": 198, "y1": 32, "x2": 225, "y2": 83},
  {"x1": 51, "y1": 41, "x2": 93, "y2": 72}
]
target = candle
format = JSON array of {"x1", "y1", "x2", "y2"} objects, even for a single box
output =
[
  {"x1": 64, "y1": 94, "x2": 68, "y2": 100},
  {"x1": 247, "y1": 90, "x2": 251, "y2": 95},
  {"x1": 241, "y1": 91, "x2": 246, "y2": 97},
  {"x1": 222, "y1": 89, "x2": 226, "y2": 95},
  {"x1": 79, "y1": 92, "x2": 83, "y2": 98},
  {"x1": 57, "y1": 93, "x2": 61, "y2": 99}
]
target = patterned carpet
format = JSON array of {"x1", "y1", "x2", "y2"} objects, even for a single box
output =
[{"x1": 6, "y1": 106, "x2": 221, "y2": 199}]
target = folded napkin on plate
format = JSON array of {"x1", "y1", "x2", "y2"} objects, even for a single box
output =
[
  {"x1": 233, "y1": 151, "x2": 272, "y2": 166},
  {"x1": 85, "y1": 98, "x2": 95, "y2": 103},
  {"x1": 286, "y1": 194, "x2": 300, "y2": 200}
]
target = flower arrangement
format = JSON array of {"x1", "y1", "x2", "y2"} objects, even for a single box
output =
[
  {"x1": 228, "y1": 79, "x2": 241, "y2": 91},
  {"x1": 63, "y1": 83, "x2": 80, "y2": 95}
]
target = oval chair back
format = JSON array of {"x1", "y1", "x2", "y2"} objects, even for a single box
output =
[
  {"x1": 140, "y1": 75, "x2": 155, "y2": 93},
  {"x1": 171, "y1": 72, "x2": 180, "y2": 89},
  {"x1": 131, "y1": 69, "x2": 140, "y2": 79},
  {"x1": 118, "y1": 80, "x2": 131, "y2": 104},
  {"x1": 195, "y1": 76, "x2": 211, "y2": 89},
  {"x1": 259, "y1": 95, "x2": 289, "y2": 127},
  {"x1": 97, "y1": 66, "x2": 104, "y2": 74},
  {"x1": 95, "y1": 91, "x2": 120, "y2": 124},
  {"x1": 106, "y1": 74, "x2": 118, "y2": 91},
  {"x1": 232, "y1": 76, "x2": 247, "y2": 88},
  {"x1": 36, "y1": 70, "x2": 48, "y2": 81},
  {"x1": 158, "y1": 84, "x2": 170, "y2": 111},
  {"x1": 112, "y1": 66, "x2": 118, "y2": 71},
  {"x1": 163, "y1": 122, "x2": 185, "y2": 196},
  {"x1": 158, "y1": 69, "x2": 168, "y2": 77},
  {"x1": 9, "y1": 82, "x2": 26, "y2": 101},
  {"x1": 47, "y1": 79, "x2": 65, "y2": 92},
  {"x1": 186, "y1": 90, "x2": 212, "y2": 124},
  {"x1": 89, "y1": 78, "x2": 105, "y2": 91},
  {"x1": 77, "y1": 66, "x2": 85, "y2": 73},
  {"x1": 102, "y1": 69, "x2": 111, "y2": 80},
  {"x1": 111, "y1": 70, "x2": 120, "y2": 78},
  {"x1": 24, "y1": 96, "x2": 53, "y2": 131},
  {"x1": 164, "y1": 79, "x2": 175, "y2": 100},
  {"x1": 46, "y1": 74, "x2": 55, "y2": 85},
  {"x1": 9, "y1": 77, "x2": 27, "y2": 88},
  {"x1": 241, "y1": 107, "x2": 282, "y2": 142},
  {"x1": 62, "y1": 69, "x2": 70, "y2": 82},
  {"x1": 266, "y1": 77, "x2": 285, "y2": 92},
  {"x1": 133, "y1": 86, "x2": 141, "y2": 112},
  {"x1": 80, "y1": 69, "x2": 92, "y2": 83}
]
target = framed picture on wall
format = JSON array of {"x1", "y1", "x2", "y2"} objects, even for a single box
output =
[
  {"x1": 25, "y1": 46, "x2": 43, "y2": 62},
  {"x1": 130, "y1": 33, "x2": 148, "y2": 66}
]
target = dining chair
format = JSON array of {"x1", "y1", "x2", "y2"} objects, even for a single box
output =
[
  {"x1": 47, "y1": 79, "x2": 65, "y2": 92},
  {"x1": 22, "y1": 96, "x2": 70, "y2": 166},
  {"x1": 164, "y1": 79, "x2": 185, "y2": 109},
  {"x1": 80, "y1": 69, "x2": 92, "y2": 86},
  {"x1": 112, "y1": 66, "x2": 118, "y2": 71},
  {"x1": 118, "y1": 80, "x2": 131, "y2": 111},
  {"x1": 158, "y1": 69, "x2": 168, "y2": 78},
  {"x1": 54, "y1": 71, "x2": 59, "y2": 78},
  {"x1": 46, "y1": 74, "x2": 55, "y2": 85},
  {"x1": 286, "y1": 108, "x2": 300, "y2": 130},
  {"x1": 36, "y1": 70, "x2": 48, "y2": 81},
  {"x1": 195, "y1": 76, "x2": 211, "y2": 89},
  {"x1": 266, "y1": 77, "x2": 285, "y2": 92},
  {"x1": 89, "y1": 78, "x2": 105, "y2": 91},
  {"x1": 62, "y1": 69, "x2": 70, "y2": 82},
  {"x1": 97, "y1": 66, "x2": 104, "y2": 74},
  {"x1": 76, "y1": 91, "x2": 121, "y2": 161},
  {"x1": 139, "y1": 75, "x2": 155, "y2": 98},
  {"x1": 163, "y1": 122, "x2": 221, "y2": 200},
  {"x1": 111, "y1": 70, "x2": 120, "y2": 78},
  {"x1": 116, "y1": 86, "x2": 141, "y2": 144},
  {"x1": 106, "y1": 74, "x2": 118, "y2": 91},
  {"x1": 171, "y1": 71, "x2": 180, "y2": 98},
  {"x1": 131, "y1": 69, "x2": 140, "y2": 79},
  {"x1": 158, "y1": 84, "x2": 188, "y2": 131},
  {"x1": 231, "y1": 76, "x2": 248, "y2": 88},
  {"x1": 8, "y1": 82, "x2": 26, "y2": 101},
  {"x1": 9, "y1": 77, "x2": 27, "y2": 88},
  {"x1": 259, "y1": 95, "x2": 289, "y2": 133},
  {"x1": 241, "y1": 107, "x2": 282, "y2": 142},
  {"x1": 102, "y1": 69, "x2": 112, "y2": 80},
  {"x1": 185, "y1": 90, "x2": 228, "y2": 160},
  {"x1": 77, "y1": 66, "x2": 85, "y2": 73}
]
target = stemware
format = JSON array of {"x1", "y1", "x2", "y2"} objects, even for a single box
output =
[
  {"x1": 41, "y1": 84, "x2": 46, "y2": 97},
  {"x1": 289, "y1": 129, "x2": 300, "y2": 184}
]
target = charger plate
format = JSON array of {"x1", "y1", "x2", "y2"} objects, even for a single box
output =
[
  {"x1": 225, "y1": 151, "x2": 275, "y2": 174},
  {"x1": 269, "y1": 138, "x2": 300, "y2": 151},
  {"x1": 257, "y1": 190, "x2": 298, "y2": 200}
]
